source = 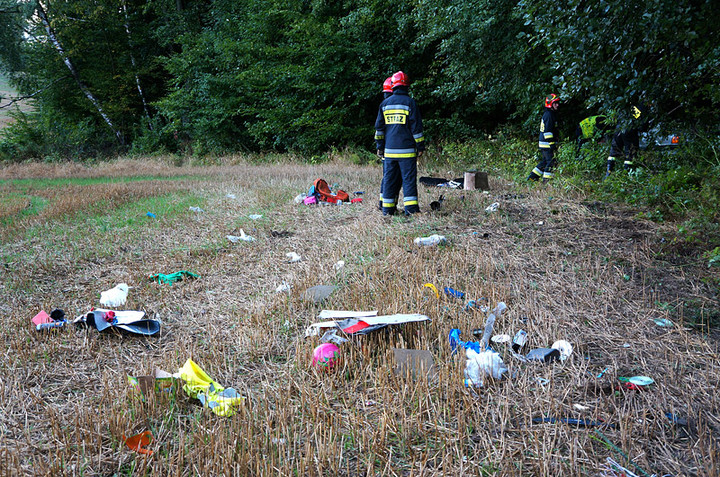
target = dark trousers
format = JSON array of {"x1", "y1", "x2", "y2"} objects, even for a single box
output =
[
  {"x1": 379, "y1": 157, "x2": 399, "y2": 212},
  {"x1": 528, "y1": 149, "x2": 555, "y2": 180},
  {"x1": 382, "y1": 158, "x2": 419, "y2": 214},
  {"x1": 608, "y1": 129, "x2": 639, "y2": 171}
]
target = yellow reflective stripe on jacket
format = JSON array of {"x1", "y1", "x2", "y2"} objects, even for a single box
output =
[{"x1": 385, "y1": 152, "x2": 417, "y2": 158}]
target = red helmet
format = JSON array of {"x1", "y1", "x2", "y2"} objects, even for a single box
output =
[
  {"x1": 391, "y1": 71, "x2": 409, "y2": 88},
  {"x1": 545, "y1": 94, "x2": 560, "y2": 108},
  {"x1": 382, "y1": 77, "x2": 393, "y2": 93}
]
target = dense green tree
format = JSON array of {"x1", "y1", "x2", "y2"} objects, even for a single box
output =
[
  {"x1": 155, "y1": 0, "x2": 426, "y2": 153},
  {"x1": 1, "y1": 0, "x2": 172, "y2": 156},
  {"x1": 1, "y1": 0, "x2": 718, "y2": 158},
  {"x1": 521, "y1": 0, "x2": 720, "y2": 128},
  {"x1": 413, "y1": 0, "x2": 547, "y2": 135}
]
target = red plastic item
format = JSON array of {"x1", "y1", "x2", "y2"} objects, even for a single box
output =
[
  {"x1": 124, "y1": 431, "x2": 153, "y2": 455},
  {"x1": 351, "y1": 198, "x2": 363, "y2": 204}
]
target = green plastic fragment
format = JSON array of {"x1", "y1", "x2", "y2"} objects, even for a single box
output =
[{"x1": 149, "y1": 270, "x2": 200, "y2": 285}]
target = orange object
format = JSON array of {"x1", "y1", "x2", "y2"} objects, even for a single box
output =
[{"x1": 124, "y1": 431, "x2": 154, "y2": 455}]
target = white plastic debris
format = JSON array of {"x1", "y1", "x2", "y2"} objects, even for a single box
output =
[
  {"x1": 227, "y1": 229, "x2": 255, "y2": 243},
  {"x1": 275, "y1": 282, "x2": 292, "y2": 293},
  {"x1": 333, "y1": 260, "x2": 345, "y2": 271},
  {"x1": 99, "y1": 283, "x2": 130, "y2": 307},
  {"x1": 189, "y1": 206, "x2": 205, "y2": 213},
  {"x1": 551, "y1": 340, "x2": 573, "y2": 361},
  {"x1": 294, "y1": 193, "x2": 307, "y2": 204},
  {"x1": 464, "y1": 348, "x2": 508, "y2": 387},
  {"x1": 226, "y1": 193, "x2": 237, "y2": 199},
  {"x1": 286, "y1": 252, "x2": 302, "y2": 263},
  {"x1": 248, "y1": 214, "x2": 263, "y2": 220},
  {"x1": 491, "y1": 334, "x2": 512, "y2": 344},
  {"x1": 485, "y1": 202, "x2": 500, "y2": 212},
  {"x1": 414, "y1": 234, "x2": 447, "y2": 246},
  {"x1": 320, "y1": 329, "x2": 349, "y2": 345}
]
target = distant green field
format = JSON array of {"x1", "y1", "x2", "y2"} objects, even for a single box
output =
[{"x1": 0, "y1": 72, "x2": 31, "y2": 128}]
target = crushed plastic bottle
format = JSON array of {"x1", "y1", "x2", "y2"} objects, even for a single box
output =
[
  {"x1": 479, "y1": 302, "x2": 508, "y2": 350},
  {"x1": 512, "y1": 330, "x2": 528, "y2": 353},
  {"x1": 414, "y1": 234, "x2": 447, "y2": 246},
  {"x1": 36, "y1": 321, "x2": 65, "y2": 331},
  {"x1": 294, "y1": 193, "x2": 307, "y2": 204}
]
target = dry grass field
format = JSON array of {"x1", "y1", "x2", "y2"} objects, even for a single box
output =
[{"x1": 0, "y1": 156, "x2": 718, "y2": 476}]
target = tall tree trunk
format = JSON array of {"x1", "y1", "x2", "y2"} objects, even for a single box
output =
[
  {"x1": 121, "y1": 0, "x2": 151, "y2": 125},
  {"x1": 35, "y1": 1, "x2": 124, "y2": 145}
]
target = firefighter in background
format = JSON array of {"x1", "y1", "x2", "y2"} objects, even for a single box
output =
[
  {"x1": 605, "y1": 104, "x2": 647, "y2": 177},
  {"x1": 528, "y1": 94, "x2": 560, "y2": 181},
  {"x1": 575, "y1": 114, "x2": 610, "y2": 152},
  {"x1": 375, "y1": 71, "x2": 425, "y2": 215},
  {"x1": 378, "y1": 76, "x2": 397, "y2": 212}
]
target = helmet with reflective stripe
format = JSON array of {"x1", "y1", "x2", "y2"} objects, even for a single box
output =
[
  {"x1": 382, "y1": 77, "x2": 393, "y2": 93},
  {"x1": 545, "y1": 94, "x2": 560, "y2": 108},
  {"x1": 391, "y1": 71, "x2": 409, "y2": 88}
]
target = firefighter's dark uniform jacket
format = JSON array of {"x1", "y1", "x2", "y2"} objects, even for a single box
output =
[
  {"x1": 374, "y1": 88, "x2": 425, "y2": 159},
  {"x1": 538, "y1": 108, "x2": 558, "y2": 150},
  {"x1": 607, "y1": 104, "x2": 648, "y2": 171},
  {"x1": 374, "y1": 87, "x2": 425, "y2": 213}
]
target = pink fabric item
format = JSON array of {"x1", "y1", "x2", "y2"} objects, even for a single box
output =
[
  {"x1": 32, "y1": 310, "x2": 52, "y2": 326},
  {"x1": 303, "y1": 196, "x2": 317, "y2": 205}
]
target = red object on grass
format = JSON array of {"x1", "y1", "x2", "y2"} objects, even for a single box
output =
[
  {"x1": 124, "y1": 431, "x2": 154, "y2": 455},
  {"x1": 342, "y1": 320, "x2": 370, "y2": 334},
  {"x1": 351, "y1": 198, "x2": 363, "y2": 204}
]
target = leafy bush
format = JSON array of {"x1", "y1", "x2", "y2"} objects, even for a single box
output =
[{"x1": 0, "y1": 111, "x2": 114, "y2": 162}]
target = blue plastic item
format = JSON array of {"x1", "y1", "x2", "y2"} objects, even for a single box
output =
[
  {"x1": 444, "y1": 287, "x2": 465, "y2": 299},
  {"x1": 449, "y1": 328, "x2": 482, "y2": 354},
  {"x1": 146, "y1": 212, "x2": 156, "y2": 218}
]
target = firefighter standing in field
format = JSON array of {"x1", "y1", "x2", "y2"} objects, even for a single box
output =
[
  {"x1": 375, "y1": 71, "x2": 425, "y2": 215},
  {"x1": 378, "y1": 76, "x2": 397, "y2": 212},
  {"x1": 605, "y1": 104, "x2": 647, "y2": 177},
  {"x1": 528, "y1": 94, "x2": 560, "y2": 181}
]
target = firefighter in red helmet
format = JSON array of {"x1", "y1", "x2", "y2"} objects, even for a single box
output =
[
  {"x1": 528, "y1": 94, "x2": 560, "y2": 181},
  {"x1": 382, "y1": 77, "x2": 393, "y2": 99},
  {"x1": 378, "y1": 76, "x2": 398, "y2": 212},
  {"x1": 374, "y1": 71, "x2": 425, "y2": 215}
]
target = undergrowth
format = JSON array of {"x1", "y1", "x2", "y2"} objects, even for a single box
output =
[{"x1": 424, "y1": 132, "x2": 720, "y2": 267}]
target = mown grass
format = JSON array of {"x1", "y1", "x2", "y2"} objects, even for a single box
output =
[{"x1": 0, "y1": 156, "x2": 718, "y2": 476}]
